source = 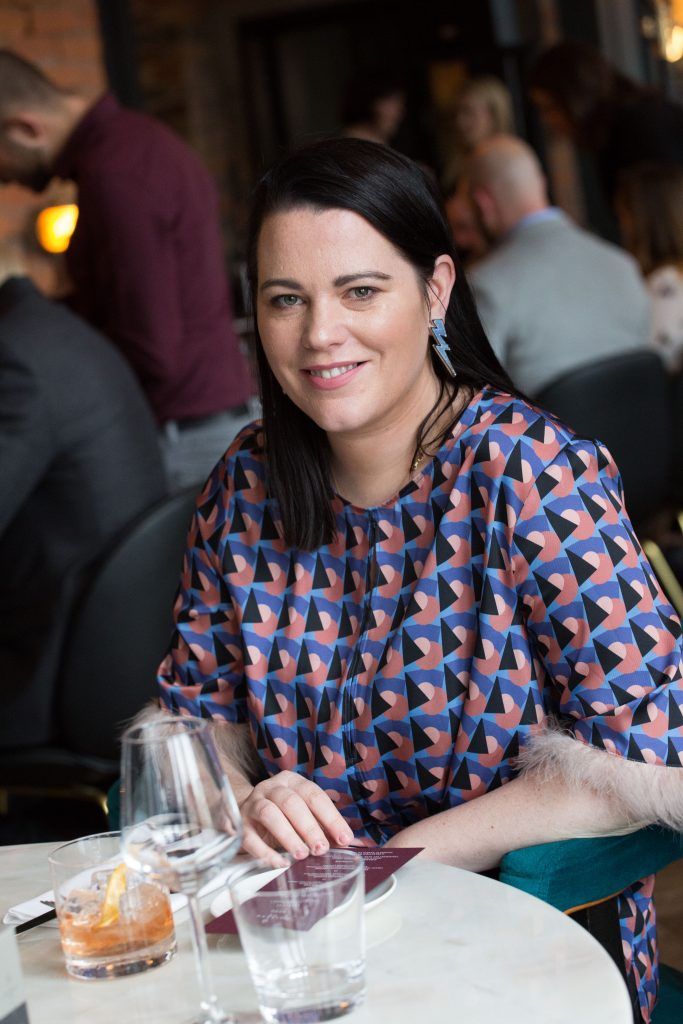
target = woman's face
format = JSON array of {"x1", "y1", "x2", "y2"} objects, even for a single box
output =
[
  {"x1": 256, "y1": 206, "x2": 453, "y2": 445},
  {"x1": 445, "y1": 184, "x2": 488, "y2": 265},
  {"x1": 613, "y1": 191, "x2": 637, "y2": 257},
  {"x1": 530, "y1": 89, "x2": 574, "y2": 138},
  {"x1": 372, "y1": 91, "x2": 406, "y2": 141},
  {"x1": 455, "y1": 95, "x2": 495, "y2": 150}
]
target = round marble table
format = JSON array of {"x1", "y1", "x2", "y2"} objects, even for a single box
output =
[{"x1": 2, "y1": 841, "x2": 632, "y2": 1024}]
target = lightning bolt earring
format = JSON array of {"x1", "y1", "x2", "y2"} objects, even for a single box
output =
[{"x1": 429, "y1": 318, "x2": 457, "y2": 378}]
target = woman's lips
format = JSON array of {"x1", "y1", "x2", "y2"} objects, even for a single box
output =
[{"x1": 301, "y1": 362, "x2": 365, "y2": 390}]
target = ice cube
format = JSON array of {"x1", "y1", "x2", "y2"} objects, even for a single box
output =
[
  {"x1": 90, "y1": 869, "x2": 114, "y2": 891},
  {"x1": 63, "y1": 895, "x2": 84, "y2": 915},
  {"x1": 63, "y1": 888, "x2": 102, "y2": 917},
  {"x1": 117, "y1": 891, "x2": 137, "y2": 922}
]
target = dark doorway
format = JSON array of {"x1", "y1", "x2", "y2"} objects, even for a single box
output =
[{"x1": 238, "y1": 0, "x2": 540, "y2": 180}]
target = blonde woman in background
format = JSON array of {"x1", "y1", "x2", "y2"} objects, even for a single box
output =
[
  {"x1": 616, "y1": 161, "x2": 683, "y2": 373},
  {"x1": 441, "y1": 76, "x2": 515, "y2": 265},
  {"x1": 455, "y1": 76, "x2": 514, "y2": 150},
  {"x1": 442, "y1": 75, "x2": 515, "y2": 191}
]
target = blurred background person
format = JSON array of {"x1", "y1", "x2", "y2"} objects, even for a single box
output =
[
  {"x1": 441, "y1": 75, "x2": 515, "y2": 194},
  {"x1": 0, "y1": 49, "x2": 254, "y2": 491},
  {"x1": 443, "y1": 177, "x2": 488, "y2": 267},
  {"x1": 616, "y1": 161, "x2": 683, "y2": 374},
  {"x1": 0, "y1": 243, "x2": 166, "y2": 751},
  {"x1": 467, "y1": 134, "x2": 650, "y2": 396},
  {"x1": 340, "y1": 72, "x2": 406, "y2": 146},
  {"x1": 529, "y1": 41, "x2": 683, "y2": 221}
]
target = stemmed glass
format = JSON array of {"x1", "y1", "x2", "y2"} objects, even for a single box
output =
[{"x1": 120, "y1": 716, "x2": 243, "y2": 1024}]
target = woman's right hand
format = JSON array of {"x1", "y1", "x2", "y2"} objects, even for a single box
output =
[{"x1": 237, "y1": 770, "x2": 356, "y2": 865}]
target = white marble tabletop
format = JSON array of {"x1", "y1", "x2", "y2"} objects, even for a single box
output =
[{"x1": 2, "y1": 841, "x2": 632, "y2": 1024}]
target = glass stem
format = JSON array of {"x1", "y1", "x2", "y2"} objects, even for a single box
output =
[{"x1": 186, "y1": 890, "x2": 226, "y2": 1023}]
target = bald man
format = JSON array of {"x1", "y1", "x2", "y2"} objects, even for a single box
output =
[{"x1": 466, "y1": 135, "x2": 650, "y2": 395}]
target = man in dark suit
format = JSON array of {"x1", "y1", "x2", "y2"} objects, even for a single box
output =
[{"x1": 0, "y1": 264, "x2": 167, "y2": 748}]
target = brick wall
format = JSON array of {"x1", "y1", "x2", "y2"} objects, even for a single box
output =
[
  {"x1": 129, "y1": 0, "x2": 252, "y2": 261},
  {"x1": 128, "y1": 0, "x2": 348, "y2": 260},
  {"x1": 0, "y1": 0, "x2": 106, "y2": 290}
]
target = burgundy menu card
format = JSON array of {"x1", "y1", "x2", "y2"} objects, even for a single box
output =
[{"x1": 206, "y1": 846, "x2": 423, "y2": 935}]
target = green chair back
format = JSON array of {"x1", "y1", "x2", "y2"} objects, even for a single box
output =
[{"x1": 499, "y1": 827, "x2": 683, "y2": 913}]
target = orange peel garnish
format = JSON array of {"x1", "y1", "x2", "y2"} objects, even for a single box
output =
[{"x1": 95, "y1": 864, "x2": 127, "y2": 929}]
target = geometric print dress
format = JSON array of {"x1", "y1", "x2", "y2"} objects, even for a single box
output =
[{"x1": 158, "y1": 387, "x2": 683, "y2": 1022}]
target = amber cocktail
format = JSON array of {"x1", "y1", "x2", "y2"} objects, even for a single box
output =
[{"x1": 49, "y1": 831, "x2": 176, "y2": 980}]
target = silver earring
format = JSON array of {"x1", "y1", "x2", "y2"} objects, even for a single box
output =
[{"x1": 429, "y1": 318, "x2": 457, "y2": 378}]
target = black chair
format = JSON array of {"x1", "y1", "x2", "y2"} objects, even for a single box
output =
[
  {"x1": 671, "y1": 370, "x2": 683, "y2": 512},
  {"x1": 536, "y1": 351, "x2": 672, "y2": 526},
  {"x1": 536, "y1": 351, "x2": 683, "y2": 615},
  {"x1": 0, "y1": 487, "x2": 197, "y2": 816}
]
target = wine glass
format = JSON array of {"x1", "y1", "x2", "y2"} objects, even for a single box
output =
[{"x1": 120, "y1": 716, "x2": 243, "y2": 1024}]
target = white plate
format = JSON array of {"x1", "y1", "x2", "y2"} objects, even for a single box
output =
[
  {"x1": 208, "y1": 872, "x2": 397, "y2": 919},
  {"x1": 364, "y1": 873, "x2": 397, "y2": 910}
]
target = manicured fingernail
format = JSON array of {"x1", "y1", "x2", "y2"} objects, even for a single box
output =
[{"x1": 313, "y1": 842, "x2": 328, "y2": 855}]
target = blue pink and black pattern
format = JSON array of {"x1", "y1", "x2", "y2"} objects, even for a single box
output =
[{"x1": 158, "y1": 388, "x2": 683, "y2": 1021}]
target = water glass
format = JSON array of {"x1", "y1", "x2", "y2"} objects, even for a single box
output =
[
  {"x1": 48, "y1": 831, "x2": 176, "y2": 980},
  {"x1": 230, "y1": 850, "x2": 366, "y2": 1024}
]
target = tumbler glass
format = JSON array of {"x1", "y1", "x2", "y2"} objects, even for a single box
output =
[
  {"x1": 48, "y1": 830, "x2": 176, "y2": 980},
  {"x1": 230, "y1": 850, "x2": 366, "y2": 1024}
]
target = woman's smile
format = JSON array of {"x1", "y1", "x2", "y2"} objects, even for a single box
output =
[{"x1": 302, "y1": 361, "x2": 365, "y2": 389}]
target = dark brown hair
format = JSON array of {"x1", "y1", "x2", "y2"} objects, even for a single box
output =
[{"x1": 0, "y1": 49, "x2": 63, "y2": 114}]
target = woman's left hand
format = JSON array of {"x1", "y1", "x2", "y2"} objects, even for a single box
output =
[{"x1": 237, "y1": 770, "x2": 356, "y2": 862}]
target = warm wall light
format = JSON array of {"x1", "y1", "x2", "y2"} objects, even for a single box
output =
[
  {"x1": 666, "y1": 23, "x2": 683, "y2": 61},
  {"x1": 35, "y1": 203, "x2": 78, "y2": 253},
  {"x1": 654, "y1": 0, "x2": 683, "y2": 61}
]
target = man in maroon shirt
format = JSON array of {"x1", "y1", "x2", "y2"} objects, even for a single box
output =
[{"x1": 0, "y1": 50, "x2": 254, "y2": 489}]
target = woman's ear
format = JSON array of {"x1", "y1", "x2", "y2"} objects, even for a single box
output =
[{"x1": 428, "y1": 255, "x2": 456, "y2": 320}]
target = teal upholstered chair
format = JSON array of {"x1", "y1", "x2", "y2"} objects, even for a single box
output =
[{"x1": 499, "y1": 828, "x2": 683, "y2": 1024}]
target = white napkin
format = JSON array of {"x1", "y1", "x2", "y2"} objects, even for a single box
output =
[
  {"x1": 3, "y1": 888, "x2": 62, "y2": 929},
  {"x1": 3, "y1": 868, "x2": 232, "y2": 930}
]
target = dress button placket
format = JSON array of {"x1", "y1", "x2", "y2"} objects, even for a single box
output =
[{"x1": 343, "y1": 510, "x2": 377, "y2": 768}]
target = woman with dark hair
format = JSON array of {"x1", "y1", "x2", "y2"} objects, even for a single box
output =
[
  {"x1": 158, "y1": 139, "x2": 683, "y2": 1024},
  {"x1": 617, "y1": 161, "x2": 683, "y2": 372},
  {"x1": 340, "y1": 73, "x2": 406, "y2": 146},
  {"x1": 529, "y1": 41, "x2": 683, "y2": 206}
]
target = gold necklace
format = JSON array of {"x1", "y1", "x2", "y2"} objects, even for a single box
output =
[{"x1": 410, "y1": 448, "x2": 426, "y2": 474}]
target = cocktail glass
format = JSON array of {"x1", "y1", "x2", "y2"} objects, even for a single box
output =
[{"x1": 48, "y1": 830, "x2": 176, "y2": 980}]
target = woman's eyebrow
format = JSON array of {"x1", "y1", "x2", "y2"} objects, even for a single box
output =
[
  {"x1": 334, "y1": 271, "x2": 392, "y2": 286},
  {"x1": 260, "y1": 270, "x2": 393, "y2": 292},
  {"x1": 260, "y1": 277, "x2": 301, "y2": 291}
]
